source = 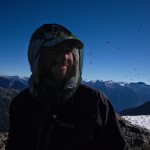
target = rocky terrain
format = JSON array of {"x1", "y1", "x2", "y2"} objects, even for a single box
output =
[
  {"x1": 0, "y1": 87, "x2": 19, "y2": 132},
  {"x1": 0, "y1": 133, "x2": 7, "y2": 150},
  {"x1": 118, "y1": 114, "x2": 150, "y2": 150}
]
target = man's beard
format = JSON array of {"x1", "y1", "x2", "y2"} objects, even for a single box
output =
[
  {"x1": 36, "y1": 69, "x2": 74, "y2": 103},
  {"x1": 38, "y1": 66, "x2": 73, "y2": 90}
]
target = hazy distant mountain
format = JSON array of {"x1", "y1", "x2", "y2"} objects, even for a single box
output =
[
  {"x1": 83, "y1": 80, "x2": 150, "y2": 112},
  {"x1": 0, "y1": 75, "x2": 28, "y2": 91},
  {"x1": 120, "y1": 101, "x2": 150, "y2": 115}
]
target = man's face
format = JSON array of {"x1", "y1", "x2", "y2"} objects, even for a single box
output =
[{"x1": 39, "y1": 41, "x2": 78, "y2": 82}]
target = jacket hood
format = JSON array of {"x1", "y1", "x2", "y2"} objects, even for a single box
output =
[{"x1": 28, "y1": 24, "x2": 84, "y2": 102}]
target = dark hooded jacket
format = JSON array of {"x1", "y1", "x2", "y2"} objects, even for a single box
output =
[
  {"x1": 6, "y1": 84, "x2": 126, "y2": 150},
  {"x1": 6, "y1": 24, "x2": 126, "y2": 150}
]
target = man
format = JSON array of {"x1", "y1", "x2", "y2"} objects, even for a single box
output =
[{"x1": 6, "y1": 24, "x2": 126, "y2": 150}]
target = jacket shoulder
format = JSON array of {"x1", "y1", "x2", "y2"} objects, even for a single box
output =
[
  {"x1": 78, "y1": 83, "x2": 110, "y2": 105},
  {"x1": 10, "y1": 88, "x2": 31, "y2": 108}
]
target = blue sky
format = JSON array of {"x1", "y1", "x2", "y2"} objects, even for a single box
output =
[{"x1": 0, "y1": 0, "x2": 150, "y2": 84}]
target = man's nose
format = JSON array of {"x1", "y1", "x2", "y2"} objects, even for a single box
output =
[{"x1": 58, "y1": 51, "x2": 70, "y2": 61}]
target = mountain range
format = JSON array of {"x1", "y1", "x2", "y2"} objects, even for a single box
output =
[
  {"x1": 82, "y1": 80, "x2": 150, "y2": 112},
  {"x1": 0, "y1": 75, "x2": 150, "y2": 112},
  {"x1": 0, "y1": 75, "x2": 28, "y2": 91}
]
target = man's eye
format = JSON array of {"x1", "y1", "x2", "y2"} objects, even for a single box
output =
[{"x1": 65, "y1": 48, "x2": 72, "y2": 52}]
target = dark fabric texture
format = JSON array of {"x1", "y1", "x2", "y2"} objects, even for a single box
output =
[{"x1": 6, "y1": 83, "x2": 126, "y2": 150}]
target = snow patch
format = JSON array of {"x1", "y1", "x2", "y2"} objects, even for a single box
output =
[{"x1": 122, "y1": 115, "x2": 150, "y2": 131}]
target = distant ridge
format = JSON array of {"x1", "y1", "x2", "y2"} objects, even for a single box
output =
[
  {"x1": 82, "y1": 80, "x2": 150, "y2": 112},
  {"x1": 120, "y1": 101, "x2": 150, "y2": 115},
  {"x1": 0, "y1": 75, "x2": 28, "y2": 91},
  {"x1": 0, "y1": 75, "x2": 150, "y2": 112}
]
